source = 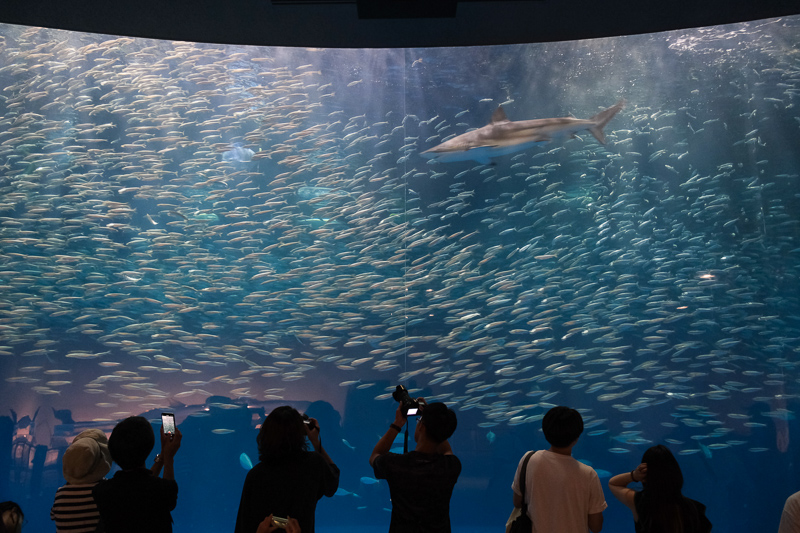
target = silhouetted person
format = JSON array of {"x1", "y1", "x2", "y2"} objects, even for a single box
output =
[
  {"x1": 370, "y1": 398, "x2": 460, "y2": 533},
  {"x1": 93, "y1": 416, "x2": 182, "y2": 533},
  {"x1": 779, "y1": 490, "x2": 800, "y2": 533},
  {"x1": 609, "y1": 444, "x2": 711, "y2": 533},
  {"x1": 0, "y1": 501, "x2": 24, "y2": 533},
  {"x1": 234, "y1": 406, "x2": 339, "y2": 533},
  {"x1": 511, "y1": 406, "x2": 606, "y2": 533},
  {"x1": 51, "y1": 429, "x2": 112, "y2": 532}
]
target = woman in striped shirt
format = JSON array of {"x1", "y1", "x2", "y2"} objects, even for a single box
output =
[{"x1": 51, "y1": 429, "x2": 112, "y2": 533}]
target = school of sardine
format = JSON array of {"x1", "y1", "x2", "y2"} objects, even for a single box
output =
[{"x1": 0, "y1": 22, "x2": 799, "y2": 457}]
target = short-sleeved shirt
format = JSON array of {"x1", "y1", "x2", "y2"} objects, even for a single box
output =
[
  {"x1": 234, "y1": 451, "x2": 340, "y2": 533},
  {"x1": 51, "y1": 482, "x2": 103, "y2": 533},
  {"x1": 372, "y1": 451, "x2": 462, "y2": 533},
  {"x1": 93, "y1": 468, "x2": 178, "y2": 533},
  {"x1": 511, "y1": 450, "x2": 607, "y2": 533}
]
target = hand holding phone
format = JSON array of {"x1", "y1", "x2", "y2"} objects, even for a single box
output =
[
  {"x1": 271, "y1": 516, "x2": 300, "y2": 533},
  {"x1": 158, "y1": 415, "x2": 182, "y2": 467},
  {"x1": 161, "y1": 412, "x2": 176, "y2": 436}
]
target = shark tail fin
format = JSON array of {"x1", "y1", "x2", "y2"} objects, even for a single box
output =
[{"x1": 588, "y1": 99, "x2": 625, "y2": 144}]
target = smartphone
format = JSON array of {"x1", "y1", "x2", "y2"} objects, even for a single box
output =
[
  {"x1": 272, "y1": 517, "x2": 288, "y2": 528},
  {"x1": 161, "y1": 412, "x2": 176, "y2": 436}
]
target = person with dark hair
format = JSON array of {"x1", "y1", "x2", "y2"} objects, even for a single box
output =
[
  {"x1": 51, "y1": 429, "x2": 112, "y2": 533},
  {"x1": 0, "y1": 501, "x2": 24, "y2": 533},
  {"x1": 92, "y1": 415, "x2": 182, "y2": 533},
  {"x1": 369, "y1": 398, "x2": 461, "y2": 533},
  {"x1": 511, "y1": 405, "x2": 606, "y2": 533},
  {"x1": 234, "y1": 405, "x2": 339, "y2": 533},
  {"x1": 608, "y1": 444, "x2": 711, "y2": 533}
]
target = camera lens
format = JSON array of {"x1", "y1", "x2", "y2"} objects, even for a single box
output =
[{"x1": 393, "y1": 385, "x2": 420, "y2": 416}]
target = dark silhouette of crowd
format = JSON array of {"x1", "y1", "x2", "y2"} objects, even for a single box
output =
[{"x1": 2, "y1": 400, "x2": 735, "y2": 533}]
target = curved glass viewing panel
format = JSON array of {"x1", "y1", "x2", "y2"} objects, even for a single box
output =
[{"x1": 0, "y1": 17, "x2": 798, "y2": 533}]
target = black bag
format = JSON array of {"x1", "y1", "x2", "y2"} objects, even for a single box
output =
[
  {"x1": 507, "y1": 509, "x2": 531, "y2": 533},
  {"x1": 507, "y1": 451, "x2": 535, "y2": 533}
]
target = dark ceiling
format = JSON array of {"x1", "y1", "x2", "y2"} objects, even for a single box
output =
[{"x1": 0, "y1": 0, "x2": 798, "y2": 48}]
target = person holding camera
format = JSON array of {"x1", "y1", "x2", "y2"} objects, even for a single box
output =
[
  {"x1": 234, "y1": 406, "x2": 339, "y2": 533},
  {"x1": 369, "y1": 386, "x2": 461, "y2": 533}
]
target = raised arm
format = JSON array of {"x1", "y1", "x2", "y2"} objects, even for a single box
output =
[
  {"x1": 369, "y1": 405, "x2": 405, "y2": 466},
  {"x1": 306, "y1": 418, "x2": 336, "y2": 466},
  {"x1": 159, "y1": 425, "x2": 182, "y2": 481},
  {"x1": 608, "y1": 463, "x2": 646, "y2": 521}
]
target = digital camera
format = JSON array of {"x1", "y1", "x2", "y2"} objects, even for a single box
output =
[
  {"x1": 392, "y1": 385, "x2": 420, "y2": 416},
  {"x1": 302, "y1": 413, "x2": 318, "y2": 431}
]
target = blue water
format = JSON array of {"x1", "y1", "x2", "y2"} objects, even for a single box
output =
[{"x1": 0, "y1": 16, "x2": 798, "y2": 533}]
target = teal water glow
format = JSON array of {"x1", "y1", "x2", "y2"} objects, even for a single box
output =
[{"x1": 0, "y1": 17, "x2": 798, "y2": 532}]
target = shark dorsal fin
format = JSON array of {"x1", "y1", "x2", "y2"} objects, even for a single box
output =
[{"x1": 490, "y1": 106, "x2": 509, "y2": 125}]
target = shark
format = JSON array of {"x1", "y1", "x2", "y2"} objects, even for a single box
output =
[{"x1": 420, "y1": 99, "x2": 625, "y2": 165}]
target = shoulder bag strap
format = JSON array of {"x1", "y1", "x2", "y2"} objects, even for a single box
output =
[{"x1": 518, "y1": 450, "x2": 536, "y2": 513}]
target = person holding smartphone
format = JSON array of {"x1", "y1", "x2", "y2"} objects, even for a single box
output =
[
  {"x1": 369, "y1": 397, "x2": 461, "y2": 533},
  {"x1": 234, "y1": 406, "x2": 339, "y2": 533},
  {"x1": 93, "y1": 415, "x2": 183, "y2": 533}
]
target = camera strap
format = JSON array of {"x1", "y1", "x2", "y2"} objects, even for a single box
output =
[{"x1": 403, "y1": 422, "x2": 410, "y2": 453}]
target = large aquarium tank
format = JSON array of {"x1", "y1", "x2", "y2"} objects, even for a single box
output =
[{"x1": 0, "y1": 13, "x2": 798, "y2": 533}]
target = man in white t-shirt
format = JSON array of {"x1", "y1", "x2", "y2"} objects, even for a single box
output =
[{"x1": 511, "y1": 406, "x2": 607, "y2": 533}]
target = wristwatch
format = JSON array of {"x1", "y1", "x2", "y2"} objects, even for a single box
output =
[{"x1": 154, "y1": 454, "x2": 163, "y2": 464}]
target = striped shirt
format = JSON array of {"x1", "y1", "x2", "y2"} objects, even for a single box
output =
[{"x1": 51, "y1": 482, "x2": 103, "y2": 533}]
